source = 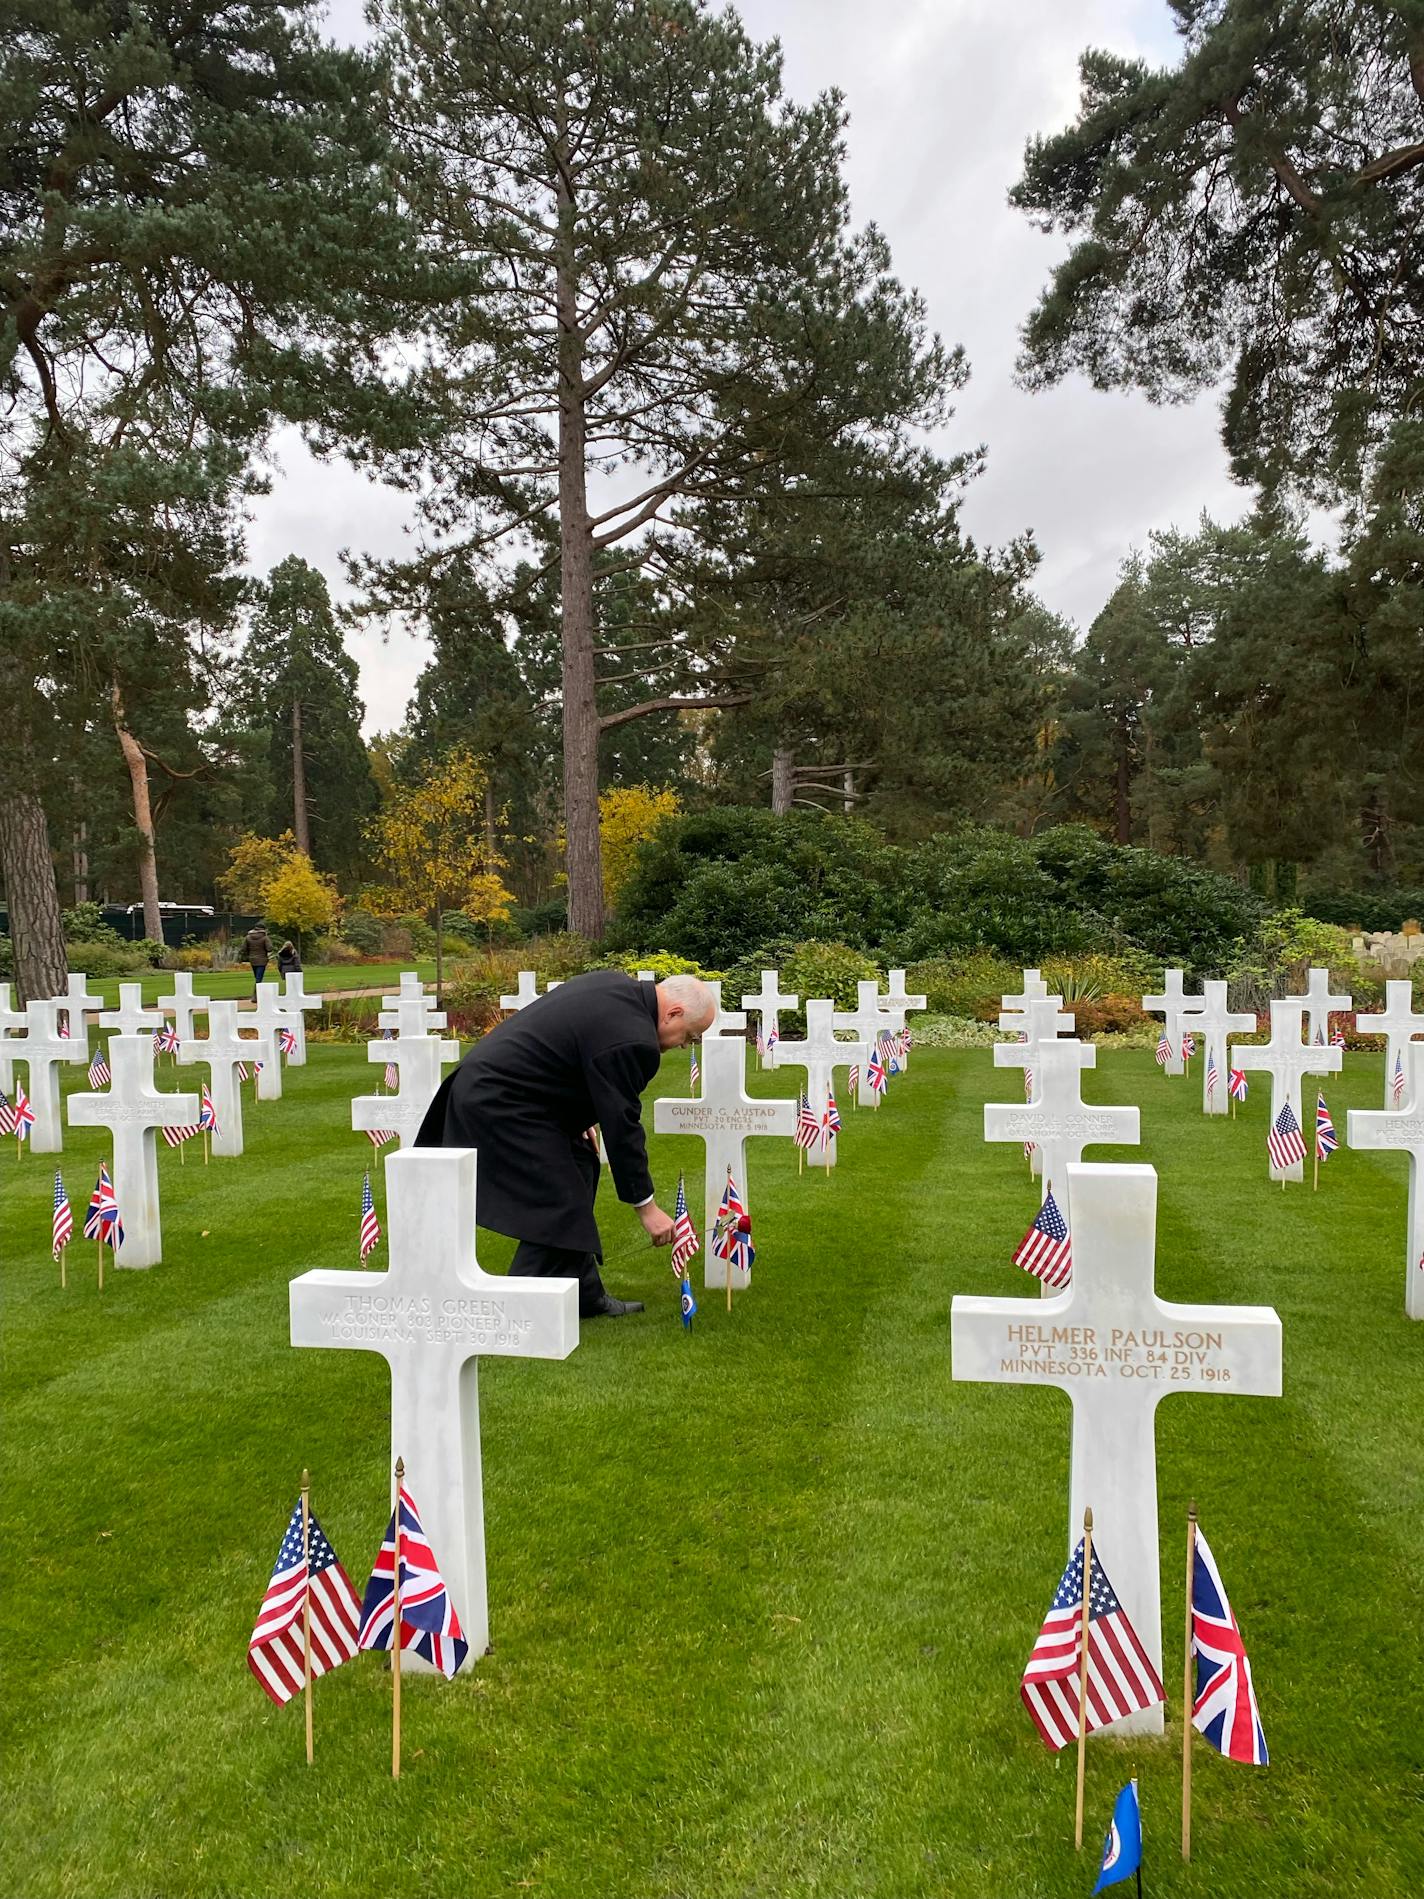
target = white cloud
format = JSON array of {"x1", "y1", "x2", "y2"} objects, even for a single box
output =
[{"x1": 273, "y1": 0, "x2": 1251, "y2": 727}]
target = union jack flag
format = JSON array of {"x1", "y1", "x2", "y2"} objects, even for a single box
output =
[
  {"x1": 1315, "y1": 1091, "x2": 1338, "y2": 1161},
  {"x1": 359, "y1": 1171, "x2": 381, "y2": 1260},
  {"x1": 162, "y1": 1023, "x2": 181, "y2": 1053},
  {"x1": 52, "y1": 1171, "x2": 73, "y2": 1257},
  {"x1": 1181, "y1": 1031, "x2": 1196, "y2": 1058},
  {"x1": 1190, "y1": 1526, "x2": 1267, "y2": 1764},
  {"x1": 357, "y1": 1481, "x2": 468, "y2": 1679},
  {"x1": 12, "y1": 1084, "x2": 35, "y2": 1142},
  {"x1": 824, "y1": 1089, "x2": 841, "y2": 1140},
  {"x1": 867, "y1": 1052, "x2": 887, "y2": 1096},
  {"x1": 1228, "y1": 1067, "x2": 1249, "y2": 1103},
  {"x1": 670, "y1": 1172, "x2": 698, "y2": 1278},
  {"x1": 0, "y1": 1088, "x2": 15, "y2": 1135},
  {"x1": 1020, "y1": 1538, "x2": 1164, "y2": 1750},
  {"x1": 1154, "y1": 1031, "x2": 1173, "y2": 1067},
  {"x1": 1013, "y1": 1190, "x2": 1072, "y2": 1288},
  {"x1": 199, "y1": 1084, "x2": 219, "y2": 1133},
  {"x1": 794, "y1": 1092, "x2": 820, "y2": 1151},
  {"x1": 248, "y1": 1497, "x2": 362, "y2": 1706},
  {"x1": 83, "y1": 1161, "x2": 123, "y2": 1248},
  {"x1": 711, "y1": 1169, "x2": 753, "y2": 1275},
  {"x1": 1267, "y1": 1102, "x2": 1307, "y2": 1171},
  {"x1": 1206, "y1": 1051, "x2": 1220, "y2": 1100},
  {"x1": 278, "y1": 1025, "x2": 298, "y2": 1056},
  {"x1": 87, "y1": 1048, "x2": 110, "y2": 1087},
  {"x1": 1392, "y1": 1054, "x2": 1407, "y2": 1106},
  {"x1": 765, "y1": 1027, "x2": 778, "y2": 1060}
]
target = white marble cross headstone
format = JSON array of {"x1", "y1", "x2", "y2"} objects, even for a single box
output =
[
  {"x1": 772, "y1": 999, "x2": 868, "y2": 1168},
  {"x1": 884, "y1": 968, "x2": 928, "y2": 1013},
  {"x1": 997, "y1": 997, "x2": 1076, "y2": 1177},
  {"x1": 740, "y1": 970, "x2": 799, "y2": 1066},
  {"x1": 177, "y1": 1000, "x2": 254, "y2": 1157},
  {"x1": 986, "y1": 1039, "x2": 1139, "y2": 1221},
  {"x1": 160, "y1": 972, "x2": 207, "y2": 1048},
  {"x1": 1191, "y1": 981, "x2": 1257, "y2": 1116},
  {"x1": 1142, "y1": 969, "x2": 1205, "y2": 1076},
  {"x1": 0, "y1": 982, "x2": 25, "y2": 1095},
  {"x1": 952, "y1": 1162, "x2": 1282, "y2": 1734},
  {"x1": 12, "y1": 999, "x2": 89, "y2": 1151},
  {"x1": 1232, "y1": 1000, "x2": 1342, "y2": 1181},
  {"x1": 653, "y1": 1034, "x2": 797, "y2": 1288},
  {"x1": 1347, "y1": 1044, "x2": 1424, "y2": 1320},
  {"x1": 67, "y1": 1034, "x2": 199, "y2": 1268},
  {"x1": 1355, "y1": 981, "x2": 1424, "y2": 1108},
  {"x1": 289, "y1": 1147, "x2": 578, "y2": 1667},
  {"x1": 835, "y1": 982, "x2": 895, "y2": 1106},
  {"x1": 1002, "y1": 969, "x2": 1052, "y2": 1014},
  {"x1": 55, "y1": 973, "x2": 103, "y2": 1042},
  {"x1": 99, "y1": 983, "x2": 166, "y2": 1037},
  {"x1": 247, "y1": 989, "x2": 295, "y2": 1100},
  {"x1": 277, "y1": 973, "x2": 322, "y2": 1065},
  {"x1": 1294, "y1": 966, "x2": 1351, "y2": 1046},
  {"x1": 378, "y1": 971, "x2": 441, "y2": 1033},
  {"x1": 704, "y1": 981, "x2": 747, "y2": 1040},
  {"x1": 498, "y1": 970, "x2": 543, "y2": 1012},
  {"x1": 352, "y1": 1029, "x2": 460, "y2": 1149}
]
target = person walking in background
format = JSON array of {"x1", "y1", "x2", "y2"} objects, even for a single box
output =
[
  {"x1": 276, "y1": 939, "x2": 301, "y2": 980},
  {"x1": 243, "y1": 923, "x2": 271, "y2": 996}
]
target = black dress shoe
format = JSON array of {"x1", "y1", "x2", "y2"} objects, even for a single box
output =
[{"x1": 588, "y1": 1293, "x2": 645, "y2": 1317}]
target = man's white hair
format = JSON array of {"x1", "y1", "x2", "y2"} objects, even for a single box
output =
[{"x1": 657, "y1": 973, "x2": 716, "y2": 1029}]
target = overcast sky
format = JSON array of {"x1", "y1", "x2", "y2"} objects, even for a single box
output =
[{"x1": 248, "y1": 0, "x2": 1252, "y2": 735}]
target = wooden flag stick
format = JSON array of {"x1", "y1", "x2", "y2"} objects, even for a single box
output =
[
  {"x1": 301, "y1": 1469, "x2": 314, "y2": 1766},
  {"x1": 203, "y1": 1130, "x2": 209, "y2": 1165},
  {"x1": 392, "y1": 1454, "x2": 404, "y2": 1780},
  {"x1": 1074, "y1": 1506, "x2": 1094, "y2": 1850},
  {"x1": 60, "y1": 1245, "x2": 66, "y2": 1290},
  {"x1": 97, "y1": 1235, "x2": 104, "y2": 1293},
  {"x1": 1182, "y1": 1502, "x2": 1197, "y2": 1860},
  {"x1": 1313, "y1": 1145, "x2": 1319, "y2": 1192}
]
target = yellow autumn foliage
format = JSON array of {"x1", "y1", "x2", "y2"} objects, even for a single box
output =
[{"x1": 599, "y1": 785, "x2": 680, "y2": 909}]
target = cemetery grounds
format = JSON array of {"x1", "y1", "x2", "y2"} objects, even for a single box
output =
[{"x1": 1, "y1": 1047, "x2": 1420, "y2": 1898}]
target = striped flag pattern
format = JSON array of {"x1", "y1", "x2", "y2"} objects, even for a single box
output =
[
  {"x1": 794, "y1": 1092, "x2": 820, "y2": 1151},
  {"x1": 358, "y1": 1482, "x2": 468, "y2": 1678},
  {"x1": 359, "y1": 1172, "x2": 381, "y2": 1260},
  {"x1": 248, "y1": 1499, "x2": 363, "y2": 1706},
  {"x1": 1392, "y1": 1054, "x2": 1406, "y2": 1106},
  {"x1": 52, "y1": 1171, "x2": 73, "y2": 1257},
  {"x1": 1206, "y1": 1051, "x2": 1220, "y2": 1100},
  {"x1": 366, "y1": 1126, "x2": 397, "y2": 1149},
  {"x1": 0, "y1": 1089, "x2": 15, "y2": 1135},
  {"x1": 689, "y1": 1047, "x2": 700, "y2": 1090},
  {"x1": 670, "y1": 1173, "x2": 699, "y2": 1277},
  {"x1": 1154, "y1": 1032, "x2": 1173, "y2": 1068},
  {"x1": 848, "y1": 1062, "x2": 860, "y2": 1097},
  {"x1": 1267, "y1": 1103, "x2": 1307, "y2": 1170},
  {"x1": 1013, "y1": 1190, "x2": 1073, "y2": 1288},
  {"x1": 87, "y1": 1048, "x2": 111, "y2": 1087},
  {"x1": 1020, "y1": 1539, "x2": 1165, "y2": 1750},
  {"x1": 162, "y1": 1121, "x2": 199, "y2": 1148}
]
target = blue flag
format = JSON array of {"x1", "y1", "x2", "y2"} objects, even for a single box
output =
[
  {"x1": 1093, "y1": 1779, "x2": 1142, "y2": 1893},
  {"x1": 680, "y1": 1273, "x2": 698, "y2": 1329}
]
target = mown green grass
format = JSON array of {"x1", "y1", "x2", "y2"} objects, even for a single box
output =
[
  {"x1": 1, "y1": 1046, "x2": 1420, "y2": 1898},
  {"x1": 80, "y1": 963, "x2": 437, "y2": 1009}
]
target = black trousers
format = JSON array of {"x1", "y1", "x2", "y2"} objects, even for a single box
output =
[{"x1": 511, "y1": 1238, "x2": 607, "y2": 1316}]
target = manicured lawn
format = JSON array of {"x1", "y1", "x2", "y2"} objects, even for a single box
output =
[
  {"x1": 2, "y1": 1045, "x2": 1420, "y2": 1897},
  {"x1": 79, "y1": 962, "x2": 438, "y2": 1010}
]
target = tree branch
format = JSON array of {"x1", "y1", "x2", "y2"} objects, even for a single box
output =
[{"x1": 597, "y1": 691, "x2": 752, "y2": 732}]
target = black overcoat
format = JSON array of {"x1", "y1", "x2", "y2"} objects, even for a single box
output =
[{"x1": 415, "y1": 970, "x2": 662, "y2": 1252}]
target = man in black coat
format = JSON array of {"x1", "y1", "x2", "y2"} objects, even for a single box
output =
[{"x1": 415, "y1": 971, "x2": 715, "y2": 1317}]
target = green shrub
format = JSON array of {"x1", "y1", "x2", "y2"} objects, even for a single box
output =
[
  {"x1": 61, "y1": 902, "x2": 124, "y2": 947},
  {"x1": 902, "y1": 953, "x2": 1022, "y2": 1017},
  {"x1": 604, "y1": 950, "x2": 718, "y2": 980},
  {"x1": 313, "y1": 936, "x2": 365, "y2": 964},
  {"x1": 511, "y1": 895, "x2": 568, "y2": 938},
  {"x1": 66, "y1": 940, "x2": 151, "y2": 979},
  {"x1": 1300, "y1": 886, "x2": 1424, "y2": 932},
  {"x1": 160, "y1": 945, "x2": 214, "y2": 972},
  {"x1": 714, "y1": 938, "x2": 881, "y2": 1036},
  {"x1": 338, "y1": 908, "x2": 384, "y2": 955}
]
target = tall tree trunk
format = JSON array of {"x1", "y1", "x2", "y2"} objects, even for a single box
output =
[
  {"x1": 111, "y1": 679, "x2": 163, "y2": 942},
  {"x1": 771, "y1": 747, "x2": 795, "y2": 815},
  {"x1": 1114, "y1": 720, "x2": 1132, "y2": 845},
  {"x1": 483, "y1": 777, "x2": 497, "y2": 857},
  {"x1": 291, "y1": 696, "x2": 311, "y2": 856},
  {"x1": 72, "y1": 817, "x2": 89, "y2": 904},
  {"x1": 555, "y1": 134, "x2": 605, "y2": 941},
  {"x1": 0, "y1": 791, "x2": 67, "y2": 1003}
]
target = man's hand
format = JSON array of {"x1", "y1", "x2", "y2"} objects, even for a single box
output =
[{"x1": 638, "y1": 1201, "x2": 676, "y2": 1247}]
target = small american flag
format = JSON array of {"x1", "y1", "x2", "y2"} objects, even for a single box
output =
[
  {"x1": 1013, "y1": 1190, "x2": 1073, "y2": 1288},
  {"x1": 1022, "y1": 1063, "x2": 1036, "y2": 1156},
  {"x1": 58, "y1": 1019, "x2": 72, "y2": 1039},
  {"x1": 0, "y1": 1089, "x2": 15, "y2": 1136},
  {"x1": 794, "y1": 1091, "x2": 820, "y2": 1151},
  {"x1": 670, "y1": 1172, "x2": 698, "y2": 1277},
  {"x1": 1267, "y1": 1102, "x2": 1307, "y2": 1170},
  {"x1": 1315, "y1": 1091, "x2": 1338, "y2": 1160},
  {"x1": 848, "y1": 1062, "x2": 860, "y2": 1096},
  {"x1": 13, "y1": 1085, "x2": 35, "y2": 1141},
  {"x1": 1154, "y1": 1031, "x2": 1173, "y2": 1067},
  {"x1": 1228, "y1": 1066, "x2": 1248, "y2": 1102},
  {"x1": 1330, "y1": 1026, "x2": 1346, "y2": 1047},
  {"x1": 1206, "y1": 1051, "x2": 1220, "y2": 1099},
  {"x1": 235, "y1": 1060, "x2": 250, "y2": 1082},
  {"x1": 689, "y1": 1047, "x2": 700, "y2": 1090},
  {"x1": 1021, "y1": 1538, "x2": 1164, "y2": 1750},
  {"x1": 199, "y1": 1084, "x2": 219, "y2": 1133},
  {"x1": 1313, "y1": 1025, "x2": 1326, "y2": 1046},
  {"x1": 359, "y1": 1172, "x2": 381, "y2": 1260},
  {"x1": 358, "y1": 1481, "x2": 468, "y2": 1679},
  {"x1": 162, "y1": 1120, "x2": 198, "y2": 1148},
  {"x1": 878, "y1": 1028, "x2": 901, "y2": 1076},
  {"x1": 1191, "y1": 1526, "x2": 1267, "y2": 1764},
  {"x1": 248, "y1": 1498, "x2": 362, "y2": 1706},
  {"x1": 52, "y1": 1171, "x2": 73, "y2": 1257},
  {"x1": 754, "y1": 1026, "x2": 766, "y2": 1059},
  {"x1": 1392, "y1": 1054, "x2": 1406, "y2": 1106},
  {"x1": 83, "y1": 1162, "x2": 123, "y2": 1247},
  {"x1": 87, "y1": 1048, "x2": 111, "y2": 1087},
  {"x1": 366, "y1": 1126, "x2": 397, "y2": 1149},
  {"x1": 384, "y1": 1057, "x2": 399, "y2": 1089},
  {"x1": 278, "y1": 1026, "x2": 297, "y2": 1056}
]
